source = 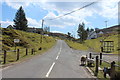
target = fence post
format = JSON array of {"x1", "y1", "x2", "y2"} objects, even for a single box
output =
[
  {"x1": 89, "y1": 53, "x2": 92, "y2": 59},
  {"x1": 110, "y1": 61, "x2": 116, "y2": 79},
  {"x1": 31, "y1": 49, "x2": 34, "y2": 55},
  {"x1": 16, "y1": 49, "x2": 19, "y2": 61},
  {"x1": 3, "y1": 50, "x2": 7, "y2": 64},
  {"x1": 100, "y1": 53, "x2": 102, "y2": 65},
  {"x1": 95, "y1": 56, "x2": 99, "y2": 76},
  {"x1": 26, "y1": 48, "x2": 28, "y2": 55}
]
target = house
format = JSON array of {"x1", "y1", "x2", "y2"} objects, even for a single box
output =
[
  {"x1": 44, "y1": 34, "x2": 49, "y2": 36},
  {"x1": 26, "y1": 27, "x2": 43, "y2": 34},
  {"x1": 97, "y1": 31, "x2": 104, "y2": 37},
  {"x1": 98, "y1": 31, "x2": 104, "y2": 34},
  {"x1": 87, "y1": 31, "x2": 98, "y2": 39}
]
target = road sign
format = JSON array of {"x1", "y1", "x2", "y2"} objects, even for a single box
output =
[{"x1": 14, "y1": 39, "x2": 20, "y2": 43}]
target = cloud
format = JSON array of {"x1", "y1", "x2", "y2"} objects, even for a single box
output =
[
  {"x1": 97, "y1": 0, "x2": 118, "y2": 19},
  {"x1": 3, "y1": 0, "x2": 30, "y2": 9},
  {"x1": 1, "y1": 18, "x2": 42, "y2": 28},
  {"x1": 43, "y1": 12, "x2": 87, "y2": 29},
  {"x1": 1, "y1": 20, "x2": 13, "y2": 27},
  {"x1": 36, "y1": 1, "x2": 118, "y2": 29},
  {"x1": 51, "y1": 30, "x2": 63, "y2": 33},
  {"x1": 2, "y1": 0, "x2": 119, "y2": 29},
  {"x1": 27, "y1": 17, "x2": 41, "y2": 28}
]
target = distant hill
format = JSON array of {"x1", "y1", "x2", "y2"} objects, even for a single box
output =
[
  {"x1": 48, "y1": 32, "x2": 75, "y2": 40},
  {"x1": 97, "y1": 25, "x2": 119, "y2": 34}
]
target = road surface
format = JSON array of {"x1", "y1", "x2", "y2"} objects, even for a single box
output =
[{"x1": 2, "y1": 40, "x2": 93, "y2": 78}]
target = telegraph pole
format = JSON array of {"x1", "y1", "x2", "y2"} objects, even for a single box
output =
[{"x1": 41, "y1": 19, "x2": 44, "y2": 43}]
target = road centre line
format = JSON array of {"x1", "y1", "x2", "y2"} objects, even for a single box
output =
[
  {"x1": 56, "y1": 55, "x2": 59, "y2": 60},
  {"x1": 46, "y1": 62, "x2": 55, "y2": 77},
  {"x1": 45, "y1": 41, "x2": 62, "y2": 77}
]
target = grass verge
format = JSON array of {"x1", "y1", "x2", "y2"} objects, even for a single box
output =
[{"x1": 1, "y1": 28, "x2": 56, "y2": 65}]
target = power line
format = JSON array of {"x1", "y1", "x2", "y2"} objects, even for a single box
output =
[{"x1": 44, "y1": 1, "x2": 98, "y2": 21}]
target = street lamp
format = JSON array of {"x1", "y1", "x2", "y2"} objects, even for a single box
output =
[
  {"x1": 105, "y1": 21, "x2": 108, "y2": 28},
  {"x1": 41, "y1": 19, "x2": 44, "y2": 43}
]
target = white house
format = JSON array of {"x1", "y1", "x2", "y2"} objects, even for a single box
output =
[
  {"x1": 87, "y1": 31, "x2": 98, "y2": 39},
  {"x1": 98, "y1": 31, "x2": 104, "y2": 35}
]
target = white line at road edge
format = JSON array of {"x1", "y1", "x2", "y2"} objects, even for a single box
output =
[{"x1": 46, "y1": 62, "x2": 55, "y2": 77}]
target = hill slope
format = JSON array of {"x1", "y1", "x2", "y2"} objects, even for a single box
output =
[
  {"x1": 1, "y1": 28, "x2": 56, "y2": 64},
  {"x1": 66, "y1": 34, "x2": 119, "y2": 54},
  {"x1": 2, "y1": 28, "x2": 56, "y2": 51}
]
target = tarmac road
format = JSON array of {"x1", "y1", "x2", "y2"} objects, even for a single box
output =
[{"x1": 2, "y1": 40, "x2": 93, "y2": 78}]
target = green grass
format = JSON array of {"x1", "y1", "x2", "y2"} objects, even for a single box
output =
[
  {"x1": 1, "y1": 28, "x2": 56, "y2": 64},
  {"x1": 66, "y1": 34, "x2": 119, "y2": 54},
  {"x1": 85, "y1": 34, "x2": 119, "y2": 54},
  {"x1": 65, "y1": 40, "x2": 88, "y2": 51},
  {"x1": 90, "y1": 62, "x2": 110, "y2": 79},
  {"x1": 90, "y1": 61, "x2": 120, "y2": 79}
]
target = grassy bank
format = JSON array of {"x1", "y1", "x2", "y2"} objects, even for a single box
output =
[
  {"x1": 1, "y1": 28, "x2": 56, "y2": 64},
  {"x1": 89, "y1": 61, "x2": 120, "y2": 79},
  {"x1": 65, "y1": 40, "x2": 88, "y2": 51},
  {"x1": 85, "y1": 34, "x2": 118, "y2": 54},
  {"x1": 66, "y1": 34, "x2": 119, "y2": 54}
]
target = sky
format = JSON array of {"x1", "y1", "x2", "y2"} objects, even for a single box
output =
[{"x1": 0, "y1": 0, "x2": 119, "y2": 38}]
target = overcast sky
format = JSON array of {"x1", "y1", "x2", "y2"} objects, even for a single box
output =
[{"x1": 0, "y1": 0, "x2": 119, "y2": 38}]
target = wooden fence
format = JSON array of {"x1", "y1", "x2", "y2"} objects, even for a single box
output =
[
  {"x1": 88, "y1": 53, "x2": 120, "y2": 79},
  {"x1": 0, "y1": 48, "x2": 36, "y2": 64}
]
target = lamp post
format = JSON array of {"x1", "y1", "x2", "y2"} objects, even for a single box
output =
[
  {"x1": 105, "y1": 21, "x2": 108, "y2": 28},
  {"x1": 41, "y1": 19, "x2": 44, "y2": 43}
]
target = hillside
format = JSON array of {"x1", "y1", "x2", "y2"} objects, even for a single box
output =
[
  {"x1": 2, "y1": 28, "x2": 56, "y2": 51},
  {"x1": 0, "y1": 28, "x2": 56, "y2": 64},
  {"x1": 66, "y1": 34, "x2": 119, "y2": 54},
  {"x1": 96, "y1": 25, "x2": 119, "y2": 34},
  {"x1": 48, "y1": 32, "x2": 75, "y2": 40}
]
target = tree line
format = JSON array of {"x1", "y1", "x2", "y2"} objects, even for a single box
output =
[{"x1": 67, "y1": 22, "x2": 94, "y2": 43}]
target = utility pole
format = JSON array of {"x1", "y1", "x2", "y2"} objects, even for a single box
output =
[
  {"x1": 41, "y1": 19, "x2": 44, "y2": 43},
  {"x1": 105, "y1": 21, "x2": 108, "y2": 28}
]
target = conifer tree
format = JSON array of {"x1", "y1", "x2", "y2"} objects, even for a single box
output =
[
  {"x1": 77, "y1": 22, "x2": 88, "y2": 42},
  {"x1": 13, "y1": 6, "x2": 28, "y2": 31}
]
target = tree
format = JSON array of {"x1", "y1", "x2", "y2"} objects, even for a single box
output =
[
  {"x1": 90, "y1": 28, "x2": 94, "y2": 32},
  {"x1": 13, "y1": 6, "x2": 28, "y2": 31},
  {"x1": 77, "y1": 22, "x2": 87, "y2": 42},
  {"x1": 86, "y1": 27, "x2": 90, "y2": 33},
  {"x1": 67, "y1": 32, "x2": 71, "y2": 40},
  {"x1": 67, "y1": 32, "x2": 71, "y2": 37}
]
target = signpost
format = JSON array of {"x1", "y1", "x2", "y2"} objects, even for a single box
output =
[
  {"x1": 14, "y1": 39, "x2": 20, "y2": 51},
  {"x1": 14, "y1": 39, "x2": 20, "y2": 43},
  {"x1": 100, "y1": 40, "x2": 114, "y2": 53}
]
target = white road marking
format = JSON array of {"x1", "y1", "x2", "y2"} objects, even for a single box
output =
[
  {"x1": 56, "y1": 55, "x2": 59, "y2": 60},
  {"x1": 71, "y1": 48, "x2": 74, "y2": 53},
  {"x1": 56, "y1": 46, "x2": 62, "y2": 60},
  {"x1": 46, "y1": 62, "x2": 55, "y2": 77},
  {"x1": 46, "y1": 41, "x2": 62, "y2": 78}
]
